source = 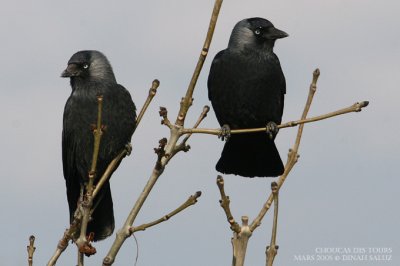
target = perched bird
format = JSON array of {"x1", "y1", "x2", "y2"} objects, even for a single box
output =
[
  {"x1": 208, "y1": 17, "x2": 288, "y2": 177},
  {"x1": 61, "y1": 50, "x2": 136, "y2": 241}
]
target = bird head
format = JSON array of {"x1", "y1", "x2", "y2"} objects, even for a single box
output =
[
  {"x1": 228, "y1": 17, "x2": 288, "y2": 53},
  {"x1": 61, "y1": 50, "x2": 116, "y2": 83}
]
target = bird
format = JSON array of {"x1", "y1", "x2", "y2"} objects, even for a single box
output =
[
  {"x1": 61, "y1": 50, "x2": 136, "y2": 241},
  {"x1": 207, "y1": 17, "x2": 288, "y2": 177}
]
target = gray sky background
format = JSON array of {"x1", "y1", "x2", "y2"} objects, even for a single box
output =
[{"x1": 0, "y1": 0, "x2": 399, "y2": 265}]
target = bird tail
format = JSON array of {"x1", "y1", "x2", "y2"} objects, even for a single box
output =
[
  {"x1": 216, "y1": 132, "x2": 284, "y2": 177},
  {"x1": 87, "y1": 181, "x2": 115, "y2": 241}
]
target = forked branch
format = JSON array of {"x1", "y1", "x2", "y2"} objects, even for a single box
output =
[
  {"x1": 103, "y1": 1, "x2": 223, "y2": 264},
  {"x1": 130, "y1": 191, "x2": 202, "y2": 233}
]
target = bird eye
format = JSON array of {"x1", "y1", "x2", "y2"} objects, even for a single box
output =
[
  {"x1": 83, "y1": 64, "x2": 89, "y2": 69},
  {"x1": 254, "y1": 27, "x2": 262, "y2": 35}
]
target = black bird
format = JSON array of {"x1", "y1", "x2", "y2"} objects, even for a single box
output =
[
  {"x1": 61, "y1": 50, "x2": 136, "y2": 241},
  {"x1": 208, "y1": 18, "x2": 288, "y2": 177}
]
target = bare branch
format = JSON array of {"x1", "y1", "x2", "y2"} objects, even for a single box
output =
[
  {"x1": 27, "y1": 235, "x2": 36, "y2": 266},
  {"x1": 47, "y1": 217, "x2": 82, "y2": 266},
  {"x1": 103, "y1": 2, "x2": 223, "y2": 264},
  {"x1": 231, "y1": 216, "x2": 252, "y2": 266},
  {"x1": 175, "y1": 0, "x2": 223, "y2": 126},
  {"x1": 266, "y1": 182, "x2": 279, "y2": 266},
  {"x1": 136, "y1": 79, "x2": 160, "y2": 126},
  {"x1": 131, "y1": 191, "x2": 202, "y2": 233},
  {"x1": 173, "y1": 105, "x2": 210, "y2": 156},
  {"x1": 181, "y1": 105, "x2": 210, "y2": 144},
  {"x1": 217, "y1": 176, "x2": 241, "y2": 234},
  {"x1": 75, "y1": 95, "x2": 105, "y2": 259},
  {"x1": 250, "y1": 69, "x2": 320, "y2": 232},
  {"x1": 181, "y1": 102, "x2": 369, "y2": 137},
  {"x1": 92, "y1": 145, "x2": 131, "y2": 199},
  {"x1": 159, "y1": 107, "x2": 173, "y2": 129}
]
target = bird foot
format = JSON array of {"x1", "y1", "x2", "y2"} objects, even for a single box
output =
[
  {"x1": 219, "y1": 124, "x2": 231, "y2": 141},
  {"x1": 266, "y1": 122, "x2": 279, "y2": 140}
]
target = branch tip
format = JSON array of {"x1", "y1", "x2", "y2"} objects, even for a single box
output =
[{"x1": 152, "y1": 79, "x2": 160, "y2": 89}]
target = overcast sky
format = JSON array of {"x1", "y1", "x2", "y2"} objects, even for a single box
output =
[{"x1": 1, "y1": 0, "x2": 399, "y2": 265}]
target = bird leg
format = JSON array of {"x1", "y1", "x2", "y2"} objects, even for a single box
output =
[
  {"x1": 219, "y1": 124, "x2": 231, "y2": 141},
  {"x1": 265, "y1": 121, "x2": 279, "y2": 140}
]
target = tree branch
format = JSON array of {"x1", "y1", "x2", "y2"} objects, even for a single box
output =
[
  {"x1": 27, "y1": 235, "x2": 36, "y2": 266},
  {"x1": 180, "y1": 102, "x2": 369, "y2": 136},
  {"x1": 250, "y1": 69, "x2": 320, "y2": 232},
  {"x1": 102, "y1": 1, "x2": 223, "y2": 264},
  {"x1": 130, "y1": 191, "x2": 202, "y2": 233},
  {"x1": 231, "y1": 216, "x2": 252, "y2": 266},
  {"x1": 75, "y1": 95, "x2": 104, "y2": 260},
  {"x1": 175, "y1": 0, "x2": 223, "y2": 126},
  {"x1": 173, "y1": 105, "x2": 210, "y2": 156},
  {"x1": 217, "y1": 176, "x2": 241, "y2": 233},
  {"x1": 265, "y1": 182, "x2": 279, "y2": 266},
  {"x1": 136, "y1": 80, "x2": 160, "y2": 126}
]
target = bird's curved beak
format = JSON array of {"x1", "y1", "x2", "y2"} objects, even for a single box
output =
[
  {"x1": 269, "y1": 27, "x2": 289, "y2": 39},
  {"x1": 61, "y1": 63, "x2": 80, "y2": 78}
]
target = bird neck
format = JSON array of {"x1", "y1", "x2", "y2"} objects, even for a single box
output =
[{"x1": 70, "y1": 77, "x2": 116, "y2": 97}]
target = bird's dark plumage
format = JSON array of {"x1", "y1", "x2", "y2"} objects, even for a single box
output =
[
  {"x1": 62, "y1": 50, "x2": 136, "y2": 241},
  {"x1": 208, "y1": 18, "x2": 288, "y2": 177}
]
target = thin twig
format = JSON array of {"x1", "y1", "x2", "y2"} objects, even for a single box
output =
[
  {"x1": 266, "y1": 182, "x2": 279, "y2": 266},
  {"x1": 136, "y1": 80, "x2": 160, "y2": 126},
  {"x1": 92, "y1": 146, "x2": 131, "y2": 199},
  {"x1": 130, "y1": 191, "x2": 202, "y2": 233},
  {"x1": 76, "y1": 95, "x2": 104, "y2": 258},
  {"x1": 173, "y1": 105, "x2": 210, "y2": 156},
  {"x1": 47, "y1": 218, "x2": 81, "y2": 266},
  {"x1": 217, "y1": 176, "x2": 241, "y2": 233},
  {"x1": 180, "y1": 101, "x2": 369, "y2": 136},
  {"x1": 250, "y1": 69, "x2": 320, "y2": 232},
  {"x1": 27, "y1": 235, "x2": 36, "y2": 266},
  {"x1": 175, "y1": 0, "x2": 223, "y2": 126}
]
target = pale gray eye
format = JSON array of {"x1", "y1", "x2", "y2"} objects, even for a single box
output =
[
  {"x1": 83, "y1": 64, "x2": 89, "y2": 69},
  {"x1": 254, "y1": 28, "x2": 262, "y2": 35}
]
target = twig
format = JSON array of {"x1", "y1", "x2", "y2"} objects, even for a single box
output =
[
  {"x1": 250, "y1": 69, "x2": 321, "y2": 232},
  {"x1": 27, "y1": 235, "x2": 36, "y2": 266},
  {"x1": 173, "y1": 105, "x2": 210, "y2": 156},
  {"x1": 136, "y1": 80, "x2": 160, "y2": 126},
  {"x1": 75, "y1": 95, "x2": 104, "y2": 259},
  {"x1": 180, "y1": 101, "x2": 369, "y2": 136},
  {"x1": 175, "y1": 0, "x2": 223, "y2": 126},
  {"x1": 217, "y1": 176, "x2": 241, "y2": 233},
  {"x1": 47, "y1": 218, "x2": 81, "y2": 266},
  {"x1": 266, "y1": 182, "x2": 279, "y2": 266},
  {"x1": 92, "y1": 145, "x2": 132, "y2": 199},
  {"x1": 102, "y1": 1, "x2": 223, "y2": 264},
  {"x1": 130, "y1": 191, "x2": 202, "y2": 233}
]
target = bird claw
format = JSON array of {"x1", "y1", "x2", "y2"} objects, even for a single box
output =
[
  {"x1": 266, "y1": 122, "x2": 279, "y2": 140},
  {"x1": 219, "y1": 124, "x2": 231, "y2": 141}
]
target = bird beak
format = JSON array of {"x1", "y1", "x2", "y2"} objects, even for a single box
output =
[
  {"x1": 269, "y1": 27, "x2": 289, "y2": 39},
  {"x1": 61, "y1": 63, "x2": 79, "y2": 78}
]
